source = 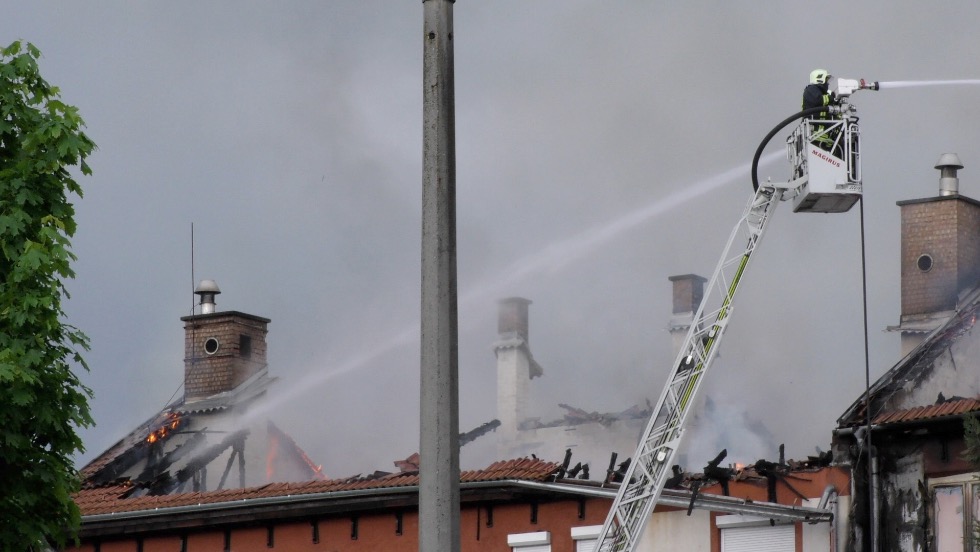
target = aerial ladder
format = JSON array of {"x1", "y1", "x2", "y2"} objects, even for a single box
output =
[{"x1": 595, "y1": 77, "x2": 879, "y2": 551}]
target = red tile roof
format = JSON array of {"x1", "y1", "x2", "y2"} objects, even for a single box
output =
[
  {"x1": 873, "y1": 397, "x2": 980, "y2": 425},
  {"x1": 74, "y1": 457, "x2": 560, "y2": 517}
]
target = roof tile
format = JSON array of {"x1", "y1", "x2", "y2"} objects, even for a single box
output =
[
  {"x1": 74, "y1": 457, "x2": 559, "y2": 516},
  {"x1": 873, "y1": 397, "x2": 980, "y2": 425}
]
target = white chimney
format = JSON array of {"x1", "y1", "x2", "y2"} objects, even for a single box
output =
[{"x1": 494, "y1": 297, "x2": 539, "y2": 451}]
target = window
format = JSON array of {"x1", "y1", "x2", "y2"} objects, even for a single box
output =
[
  {"x1": 930, "y1": 473, "x2": 980, "y2": 552},
  {"x1": 507, "y1": 531, "x2": 551, "y2": 552},
  {"x1": 721, "y1": 525, "x2": 795, "y2": 551},
  {"x1": 571, "y1": 525, "x2": 602, "y2": 552},
  {"x1": 239, "y1": 334, "x2": 252, "y2": 358},
  {"x1": 717, "y1": 515, "x2": 796, "y2": 552},
  {"x1": 917, "y1": 253, "x2": 934, "y2": 272}
]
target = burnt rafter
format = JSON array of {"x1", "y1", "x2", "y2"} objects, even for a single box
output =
[
  {"x1": 135, "y1": 431, "x2": 207, "y2": 485},
  {"x1": 216, "y1": 440, "x2": 246, "y2": 490},
  {"x1": 150, "y1": 429, "x2": 250, "y2": 495},
  {"x1": 686, "y1": 480, "x2": 702, "y2": 516},
  {"x1": 176, "y1": 429, "x2": 249, "y2": 486},
  {"x1": 559, "y1": 403, "x2": 617, "y2": 427},
  {"x1": 459, "y1": 419, "x2": 501, "y2": 447},
  {"x1": 391, "y1": 420, "x2": 504, "y2": 472},
  {"x1": 605, "y1": 452, "x2": 632, "y2": 484},
  {"x1": 88, "y1": 444, "x2": 149, "y2": 486},
  {"x1": 702, "y1": 449, "x2": 734, "y2": 496},
  {"x1": 664, "y1": 465, "x2": 684, "y2": 489},
  {"x1": 521, "y1": 402, "x2": 652, "y2": 430},
  {"x1": 754, "y1": 458, "x2": 807, "y2": 503},
  {"x1": 551, "y1": 449, "x2": 591, "y2": 481},
  {"x1": 87, "y1": 412, "x2": 187, "y2": 485},
  {"x1": 555, "y1": 449, "x2": 573, "y2": 480}
]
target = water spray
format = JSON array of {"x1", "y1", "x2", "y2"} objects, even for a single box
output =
[
  {"x1": 835, "y1": 77, "x2": 980, "y2": 94},
  {"x1": 237, "y1": 153, "x2": 788, "y2": 427},
  {"x1": 876, "y1": 79, "x2": 980, "y2": 90}
]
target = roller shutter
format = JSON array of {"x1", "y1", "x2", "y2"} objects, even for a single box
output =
[
  {"x1": 721, "y1": 524, "x2": 795, "y2": 552},
  {"x1": 514, "y1": 545, "x2": 550, "y2": 552}
]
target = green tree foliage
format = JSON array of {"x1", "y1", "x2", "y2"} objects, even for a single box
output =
[
  {"x1": 963, "y1": 413, "x2": 980, "y2": 548},
  {"x1": 964, "y1": 413, "x2": 980, "y2": 467},
  {"x1": 0, "y1": 40, "x2": 96, "y2": 549}
]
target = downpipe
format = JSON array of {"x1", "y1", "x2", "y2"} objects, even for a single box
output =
[
  {"x1": 870, "y1": 452, "x2": 881, "y2": 552},
  {"x1": 845, "y1": 425, "x2": 880, "y2": 552},
  {"x1": 817, "y1": 485, "x2": 841, "y2": 552}
]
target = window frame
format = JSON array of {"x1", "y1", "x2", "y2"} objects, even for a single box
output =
[
  {"x1": 929, "y1": 472, "x2": 980, "y2": 552},
  {"x1": 507, "y1": 530, "x2": 551, "y2": 552}
]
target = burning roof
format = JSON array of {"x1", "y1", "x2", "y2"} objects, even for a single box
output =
[{"x1": 75, "y1": 457, "x2": 562, "y2": 517}]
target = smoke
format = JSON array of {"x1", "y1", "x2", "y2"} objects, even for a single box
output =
[
  {"x1": 238, "y1": 153, "x2": 785, "y2": 430},
  {"x1": 25, "y1": 1, "x2": 972, "y2": 479},
  {"x1": 679, "y1": 396, "x2": 777, "y2": 469},
  {"x1": 460, "y1": 151, "x2": 785, "y2": 307}
]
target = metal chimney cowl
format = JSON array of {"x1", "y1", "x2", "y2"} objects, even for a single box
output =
[
  {"x1": 936, "y1": 153, "x2": 964, "y2": 196},
  {"x1": 195, "y1": 279, "x2": 221, "y2": 314}
]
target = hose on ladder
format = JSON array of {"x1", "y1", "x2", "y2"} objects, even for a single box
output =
[{"x1": 751, "y1": 106, "x2": 828, "y2": 191}]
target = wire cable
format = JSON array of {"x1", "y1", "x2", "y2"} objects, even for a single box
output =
[{"x1": 858, "y1": 196, "x2": 876, "y2": 550}]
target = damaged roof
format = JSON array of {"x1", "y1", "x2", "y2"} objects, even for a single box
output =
[
  {"x1": 75, "y1": 453, "x2": 840, "y2": 534},
  {"x1": 78, "y1": 368, "x2": 328, "y2": 496},
  {"x1": 838, "y1": 287, "x2": 980, "y2": 427},
  {"x1": 81, "y1": 369, "x2": 275, "y2": 482},
  {"x1": 75, "y1": 457, "x2": 561, "y2": 517}
]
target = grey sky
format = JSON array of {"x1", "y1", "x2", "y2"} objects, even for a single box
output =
[{"x1": 4, "y1": 2, "x2": 980, "y2": 476}]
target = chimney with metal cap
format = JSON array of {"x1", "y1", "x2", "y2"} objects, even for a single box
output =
[
  {"x1": 894, "y1": 154, "x2": 980, "y2": 356},
  {"x1": 181, "y1": 282, "x2": 271, "y2": 400},
  {"x1": 195, "y1": 279, "x2": 221, "y2": 314},
  {"x1": 936, "y1": 153, "x2": 964, "y2": 196}
]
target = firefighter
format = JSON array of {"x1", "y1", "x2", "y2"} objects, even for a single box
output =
[
  {"x1": 802, "y1": 69, "x2": 840, "y2": 152},
  {"x1": 802, "y1": 69, "x2": 836, "y2": 113}
]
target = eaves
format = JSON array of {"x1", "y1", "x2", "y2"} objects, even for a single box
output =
[{"x1": 79, "y1": 480, "x2": 832, "y2": 538}]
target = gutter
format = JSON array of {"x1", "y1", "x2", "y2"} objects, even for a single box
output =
[
  {"x1": 496, "y1": 481, "x2": 832, "y2": 523},
  {"x1": 81, "y1": 479, "x2": 832, "y2": 527},
  {"x1": 81, "y1": 485, "x2": 420, "y2": 524}
]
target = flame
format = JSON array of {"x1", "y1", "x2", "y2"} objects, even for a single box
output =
[
  {"x1": 146, "y1": 412, "x2": 182, "y2": 444},
  {"x1": 266, "y1": 431, "x2": 280, "y2": 482}
]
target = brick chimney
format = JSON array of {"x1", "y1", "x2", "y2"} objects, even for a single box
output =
[
  {"x1": 668, "y1": 274, "x2": 707, "y2": 358},
  {"x1": 181, "y1": 281, "x2": 270, "y2": 401},
  {"x1": 894, "y1": 154, "x2": 980, "y2": 355}
]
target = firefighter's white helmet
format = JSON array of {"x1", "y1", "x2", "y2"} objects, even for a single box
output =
[{"x1": 810, "y1": 69, "x2": 830, "y2": 85}]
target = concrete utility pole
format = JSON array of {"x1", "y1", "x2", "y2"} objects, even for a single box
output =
[{"x1": 420, "y1": 1, "x2": 459, "y2": 551}]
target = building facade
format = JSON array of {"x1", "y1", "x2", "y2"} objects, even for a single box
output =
[{"x1": 835, "y1": 154, "x2": 980, "y2": 552}]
